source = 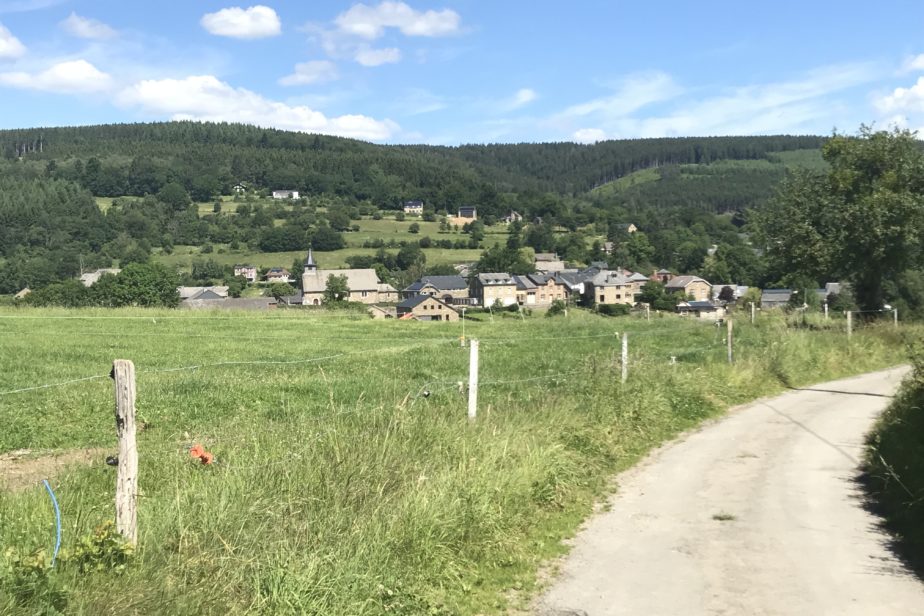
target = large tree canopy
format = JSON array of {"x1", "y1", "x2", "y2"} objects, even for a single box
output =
[{"x1": 755, "y1": 127, "x2": 924, "y2": 311}]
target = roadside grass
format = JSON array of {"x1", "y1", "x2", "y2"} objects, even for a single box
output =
[
  {"x1": 862, "y1": 337, "x2": 924, "y2": 574},
  {"x1": 0, "y1": 308, "x2": 912, "y2": 614}
]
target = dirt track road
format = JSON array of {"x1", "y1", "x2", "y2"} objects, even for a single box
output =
[{"x1": 537, "y1": 367, "x2": 924, "y2": 616}]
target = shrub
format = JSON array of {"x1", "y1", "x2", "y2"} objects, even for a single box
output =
[{"x1": 597, "y1": 304, "x2": 631, "y2": 317}]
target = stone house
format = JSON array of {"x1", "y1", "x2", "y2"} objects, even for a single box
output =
[
  {"x1": 233, "y1": 264, "x2": 258, "y2": 283},
  {"x1": 402, "y1": 275, "x2": 470, "y2": 302},
  {"x1": 471, "y1": 273, "x2": 518, "y2": 307},
  {"x1": 665, "y1": 276, "x2": 712, "y2": 302},
  {"x1": 272, "y1": 190, "x2": 299, "y2": 200},
  {"x1": 301, "y1": 250, "x2": 397, "y2": 305},
  {"x1": 514, "y1": 273, "x2": 568, "y2": 306},
  {"x1": 676, "y1": 300, "x2": 727, "y2": 320},
  {"x1": 584, "y1": 271, "x2": 637, "y2": 306},
  {"x1": 396, "y1": 295, "x2": 460, "y2": 321},
  {"x1": 265, "y1": 268, "x2": 292, "y2": 283}
]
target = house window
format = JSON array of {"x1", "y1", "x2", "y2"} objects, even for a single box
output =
[
  {"x1": 599, "y1": 294, "x2": 605, "y2": 302},
  {"x1": 361, "y1": 291, "x2": 368, "y2": 298}
]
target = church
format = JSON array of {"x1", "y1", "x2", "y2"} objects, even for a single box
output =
[{"x1": 300, "y1": 249, "x2": 399, "y2": 305}]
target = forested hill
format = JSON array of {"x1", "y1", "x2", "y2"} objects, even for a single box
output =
[{"x1": 0, "y1": 122, "x2": 825, "y2": 202}]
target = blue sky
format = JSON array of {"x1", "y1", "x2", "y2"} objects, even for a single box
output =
[{"x1": 0, "y1": 1, "x2": 923, "y2": 144}]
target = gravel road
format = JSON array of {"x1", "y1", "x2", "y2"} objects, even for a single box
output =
[{"x1": 537, "y1": 367, "x2": 924, "y2": 616}]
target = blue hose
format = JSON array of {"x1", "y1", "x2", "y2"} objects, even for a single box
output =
[{"x1": 42, "y1": 479, "x2": 61, "y2": 567}]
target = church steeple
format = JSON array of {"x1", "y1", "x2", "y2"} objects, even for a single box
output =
[{"x1": 304, "y1": 248, "x2": 317, "y2": 271}]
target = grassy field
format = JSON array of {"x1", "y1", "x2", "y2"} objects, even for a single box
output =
[
  {"x1": 155, "y1": 245, "x2": 485, "y2": 270},
  {"x1": 0, "y1": 308, "x2": 911, "y2": 614}
]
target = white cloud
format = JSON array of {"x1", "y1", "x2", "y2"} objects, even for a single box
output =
[
  {"x1": 552, "y1": 63, "x2": 878, "y2": 139},
  {"x1": 560, "y1": 72, "x2": 683, "y2": 120},
  {"x1": 201, "y1": 5, "x2": 281, "y2": 39},
  {"x1": 335, "y1": 1, "x2": 460, "y2": 39},
  {"x1": 573, "y1": 128, "x2": 607, "y2": 143},
  {"x1": 875, "y1": 77, "x2": 924, "y2": 114},
  {"x1": 900, "y1": 54, "x2": 924, "y2": 75},
  {"x1": 279, "y1": 60, "x2": 338, "y2": 86},
  {"x1": 354, "y1": 46, "x2": 401, "y2": 66},
  {"x1": 60, "y1": 12, "x2": 117, "y2": 39},
  {"x1": 500, "y1": 87, "x2": 537, "y2": 111},
  {"x1": 0, "y1": 59, "x2": 113, "y2": 93},
  {"x1": 0, "y1": 22, "x2": 25, "y2": 58},
  {"x1": 117, "y1": 75, "x2": 399, "y2": 141}
]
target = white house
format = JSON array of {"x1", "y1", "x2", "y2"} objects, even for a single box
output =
[{"x1": 272, "y1": 190, "x2": 299, "y2": 200}]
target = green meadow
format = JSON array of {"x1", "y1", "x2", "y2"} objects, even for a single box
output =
[{"x1": 0, "y1": 307, "x2": 911, "y2": 614}]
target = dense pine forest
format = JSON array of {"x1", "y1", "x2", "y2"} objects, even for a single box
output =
[{"x1": 0, "y1": 121, "x2": 830, "y2": 296}]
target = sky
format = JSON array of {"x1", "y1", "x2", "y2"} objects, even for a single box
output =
[{"x1": 0, "y1": 0, "x2": 923, "y2": 144}]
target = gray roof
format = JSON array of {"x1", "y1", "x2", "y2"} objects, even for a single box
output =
[
  {"x1": 761, "y1": 289, "x2": 793, "y2": 303},
  {"x1": 302, "y1": 269, "x2": 381, "y2": 294},
  {"x1": 397, "y1": 295, "x2": 455, "y2": 310},
  {"x1": 514, "y1": 275, "x2": 537, "y2": 290},
  {"x1": 178, "y1": 286, "x2": 229, "y2": 300},
  {"x1": 403, "y1": 275, "x2": 468, "y2": 293},
  {"x1": 589, "y1": 272, "x2": 633, "y2": 287},
  {"x1": 534, "y1": 253, "x2": 559, "y2": 262},
  {"x1": 477, "y1": 273, "x2": 515, "y2": 286},
  {"x1": 666, "y1": 275, "x2": 710, "y2": 289},
  {"x1": 628, "y1": 272, "x2": 649, "y2": 282}
]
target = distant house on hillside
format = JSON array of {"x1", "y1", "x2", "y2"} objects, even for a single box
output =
[
  {"x1": 265, "y1": 268, "x2": 292, "y2": 283},
  {"x1": 272, "y1": 190, "x2": 299, "y2": 200},
  {"x1": 233, "y1": 264, "x2": 258, "y2": 283},
  {"x1": 403, "y1": 200, "x2": 424, "y2": 215},
  {"x1": 457, "y1": 205, "x2": 477, "y2": 220},
  {"x1": 665, "y1": 275, "x2": 712, "y2": 302},
  {"x1": 584, "y1": 271, "x2": 636, "y2": 306},
  {"x1": 650, "y1": 269, "x2": 673, "y2": 284},
  {"x1": 232, "y1": 183, "x2": 247, "y2": 194},
  {"x1": 503, "y1": 211, "x2": 523, "y2": 224},
  {"x1": 534, "y1": 252, "x2": 566, "y2": 272},
  {"x1": 14, "y1": 288, "x2": 31, "y2": 300},
  {"x1": 761, "y1": 289, "x2": 793, "y2": 309},
  {"x1": 79, "y1": 268, "x2": 121, "y2": 287}
]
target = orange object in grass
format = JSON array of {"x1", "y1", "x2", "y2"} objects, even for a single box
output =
[{"x1": 188, "y1": 444, "x2": 214, "y2": 465}]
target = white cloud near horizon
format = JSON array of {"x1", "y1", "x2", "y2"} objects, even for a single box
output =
[
  {"x1": 279, "y1": 60, "x2": 339, "y2": 86},
  {"x1": 60, "y1": 12, "x2": 117, "y2": 40},
  {"x1": 573, "y1": 128, "x2": 607, "y2": 143},
  {"x1": 875, "y1": 76, "x2": 924, "y2": 114},
  {"x1": 335, "y1": 1, "x2": 461, "y2": 39},
  {"x1": 552, "y1": 63, "x2": 878, "y2": 140},
  {"x1": 201, "y1": 5, "x2": 281, "y2": 39},
  {"x1": 117, "y1": 75, "x2": 399, "y2": 141},
  {"x1": 355, "y1": 46, "x2": 401, "y2": 66},
  {"x1": 0, "y1": 59, "x2": 113, "y2": 93},
  {"x1": 0, "y1": 21, "x2": 25, "y2": 58}
]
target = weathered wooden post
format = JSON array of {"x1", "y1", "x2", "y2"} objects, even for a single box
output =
[
  {"x1": 750, "y1": 302, "x2": 756, "y2": 325},
  {"x1": 894, "y1": 308, "x2": 899, "y2": 329},
  {"x1": 824, "y1": 302, "x2": 829, "y2": 320},
  {"x1": 847, "y1": 310, "x2": 853, "y2": 340},
  {"x1": 112, "y1": 360, "x2": 138, "y2": 545},
  {"x1": 621, "y1": 333, "x2": 628, "y2": 384},
  {"x1": 646, "y1": 304, "x2": 650, "y2": 322},
  {"x1": 727, "y1": 319, "x2": 734, "y2": 364},
  {"x1": 468, "y1": 340, "x2": 479, "y2": 422}
]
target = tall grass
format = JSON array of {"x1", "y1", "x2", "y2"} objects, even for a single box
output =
[
  {"x1": 863, "y1": 337, "x2": 924, "y2": 573},
  {"x1": 0, "y1": 308, "x2": 912, "y2": 614}
]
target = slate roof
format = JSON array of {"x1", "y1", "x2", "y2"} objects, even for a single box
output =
[
  {"x1": 397, "y1": 295, "x2": 455, "y2": 310},
  {"x1": 761, "y1": 289, "x2": 793, "y2": 304},
  {"x1": 666, "y1": 275, "x2": 710, "y2": 289},
  {"x1": 302, "y1": 269, "x2": 381, "y2": 294},
  {"x1": 403, "y1": 275, "x2": 468, "y2": 293},
  {"x1": 477, "y1": 273, "x2": 515, "y2": 285},
  {"x1": 589, "y1": 272, "x2": 633, "y2": 287},
  {"x1": 678, "y1": 300, "x2": 721, "y2": 311},
  {"x1": 178, "y1": 286, "x2": 229, "y2": 300}
]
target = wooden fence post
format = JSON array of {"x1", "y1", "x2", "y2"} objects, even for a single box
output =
[
  {"x1": 468, "y1": 340, "x2": 479, "y2": 422},
  {"x1": 847, "y1": 310, "x2": 853, "y2": 340},
  {"x1": 112, "y1": 360, "x2": 138, "y2": 545},
  {"x1": 750, "y1": 302, "x2": 756, "y2": 325},
  {"x1": 824, "y1": 302, "x2": 829, "y2": 320},
  {"x1": 894, "y1": 308, "x2": 899, "y2": 329},
  {"x1": 621, "y1": 333, "x2": 628, "y2": 384},
  {"x1": 727, "y1": 319, "x2": 734, "y2": 364}
]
